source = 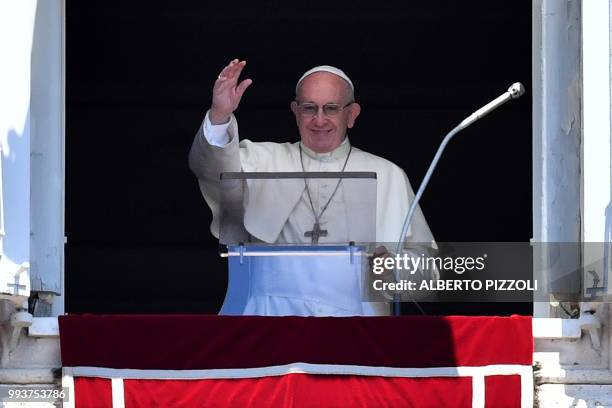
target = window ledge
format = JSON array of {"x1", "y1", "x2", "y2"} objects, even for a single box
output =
[
  {"x1": 28, "y1": 317, "x2": 59, "y2": 338},
  {"x1": 26, "y1": 317, "x2": 583, "y2": 340},
  {"x1": 532, "y1": 317, "x2": 581, "y2": 339}
]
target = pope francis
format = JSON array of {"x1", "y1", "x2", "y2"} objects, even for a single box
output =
[{"x1": 189, "y1": 59, "x2": 436, "y2": 316}]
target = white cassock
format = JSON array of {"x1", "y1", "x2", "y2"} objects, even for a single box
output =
[{"x1": 189, "y1": 112, "x2": 436, "y2": 316}]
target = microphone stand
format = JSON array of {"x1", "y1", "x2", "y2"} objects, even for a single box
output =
[{"x1": 392, "y1": 82, "x2": 526, "y2": 316}]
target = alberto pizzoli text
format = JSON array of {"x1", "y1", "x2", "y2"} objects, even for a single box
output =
[
  {"x1": 370, "y1": 253, "x2": 538, "y2": 294},
  {"x1": 372, "y1": 279, "x2": 538, "y2": 292}
]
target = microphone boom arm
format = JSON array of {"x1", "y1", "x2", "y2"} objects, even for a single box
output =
[{"x1": 392, "y1": 82, "x2": 525, "y2": 315}]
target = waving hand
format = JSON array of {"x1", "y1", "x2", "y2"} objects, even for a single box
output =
[{"x1": 209, "y1": 59, "x2": 253, "y2": 125}]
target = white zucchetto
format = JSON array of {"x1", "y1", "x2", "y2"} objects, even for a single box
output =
[{"x1": 296, "y1": 65, "x2": 354, "y2": 93}]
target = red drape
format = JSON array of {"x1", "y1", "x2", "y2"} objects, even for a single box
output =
[{"x1": 60, "y1": 315, "x2": 532, "y2": 408}]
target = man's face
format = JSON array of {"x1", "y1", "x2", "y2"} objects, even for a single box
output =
[{"x1": 291, "y1": 72, "x2": 361, "y2": 153}]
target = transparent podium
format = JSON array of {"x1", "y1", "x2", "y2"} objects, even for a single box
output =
[{"x1": 218, "y1": 172, "x2": 377, "y2": 316}]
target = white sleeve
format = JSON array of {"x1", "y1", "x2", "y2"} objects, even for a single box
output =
[{"x1": 202, "y1": 114, "x2": 231, "y2": 147}]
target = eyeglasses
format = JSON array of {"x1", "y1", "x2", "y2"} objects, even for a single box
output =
[{"x1": 294, "y1": 101, "x2": 354, "y2": 117}]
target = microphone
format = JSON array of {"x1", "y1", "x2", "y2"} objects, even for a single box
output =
[
  {"x1": 392, "y1": 82, "x2": 526, "y2": 316},
  {"x1": 459, "y1": 82, "x2": 525, "y2": 128}
]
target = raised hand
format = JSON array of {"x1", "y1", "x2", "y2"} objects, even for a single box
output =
[{"x1": 209, "y1": 59, "x2": 253, "y2": 125}]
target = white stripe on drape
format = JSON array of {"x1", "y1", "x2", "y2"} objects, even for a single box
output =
[
  {"x1": 66, "y1": 363, "x2": 533, "y2": 408},
  {"x1": 111, "y1": 377, "x2": 125, "y2": 408}
]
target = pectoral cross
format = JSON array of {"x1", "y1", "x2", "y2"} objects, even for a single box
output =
[{"x1": 304, "y1": 222, "x2": 328, "y2": 244}]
